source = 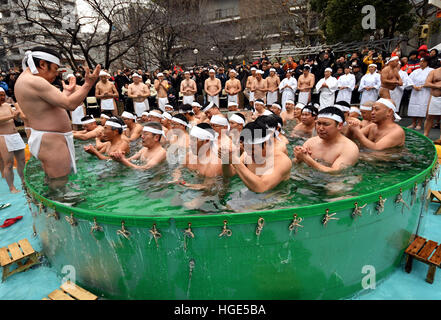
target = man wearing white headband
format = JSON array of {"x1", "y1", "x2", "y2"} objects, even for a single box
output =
[
  {"x1": 315, "y1": 67, "x2": 338, "y2": 110},
  {"x1": 65, "y1": 74, "x2": 86, "y2": 131},
  {"x1": 121, "y1": 111, "x2": 143, "y2": 142},
  {"x1": 349, "y1": 98, "x2": 404, "y2": 151},
  {"x1": 0, "y1": 88, "x2": 25, "y2": 193},
  {"x1": 73, "y1": 115, "x2": 104, "y2": 141},
  {"x1": 280, "y1": 99, "x2": 296, "y2": 124},
  {"x1": 191, "y1": 101, "x2": 206, "y2": 123},
  {"x1": 252, "y1": 99, "x2": 272, "y2": 119},
  {"x1": 225, "y1": 69, "x2": 242, "y2": 105},
  {"x1": 96, "y1": 70, "x2": 118, "y2": 116},
  {"x1": 111, "y1": 122, "x2": 166, "y2": 170},
  {"x1": 100, "y1": 113, "x2": 111, "y2": 126},
  {"x1": 294, "y1": 106, "x2": 359, "y2": 173},
  {"x1": 408, "y1": 56, "x2": 433, "y2": 130},
  {"x1": 358, "y1": 63, "x2": 381, "y2": 106},
  {"x1": 292, "y1": 104, "x2": 318, "y2": 138},
  {"x1": 203, "y1": 101, "x2": 222, "y2": 120},
  {"x1": 251, "y1": 69, "x2": 268, "y2": 105},
  {"x1": 360, "y1": 101, "x2": 374, "y2": 128},
  {"x1": 154, "y1": 72, "x2": 169, "y2": 112},
  {"x1": 379, "y1": 56, "x2": 403, "y2": 101},
  {"x1": 128, "y1": 73, "x2": 150, "y2": 117},
  {"x1": 204, "y1": 69, "x2": 221, "y2": 108},
  {"x1": 245, "y1": 67, "x2": 258, "y2": 109},
  {"x1": 15, "y1": 46, "x2": 101, "y2": 181},
  {"x1": 229, "y1": 113, "x2": 246, "y2": 136},
  {"x1": 210, "y1": 114, "x2": 231, "y2": 149},
  {"x1": 269, "y1": 103, "x2": 282, "y2": 116},
  {"x1": 297, "y1": 64, "x2": 315, "y2": 105},
  {"x1": 180, "y1": 71, "x2": 197, "y2": 105},
  {"x1": 336, "y1": 65, "x2": 355, "y2": 105},
  {"x1": 220, "y1": 121, "x2": 292, "y2": 193},
  {"x1": 266, "y1": 68, "x2": 280, "y2": 106},
  {"x1": 168, "y1": 114, "x2": 190, "y2": 151},
  {"x1": 84, "y1": 116, "x2": 130, "y2": 160},
  {"x1": 227, "y1": 101, "x2": 239, "y2": 112},
  {"x1": 424, "y1": 64, "x2": 441, "y2": 138}
]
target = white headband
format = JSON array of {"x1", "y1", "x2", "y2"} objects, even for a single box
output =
[
  {"x1": 22, "y1": 51, "x2": 61, "y2": 75},
  {"x1": 157, "y1": 73, "x2": 164, "y2": 77},
  {"x1": 106, "y1": 120, "x2": 123, "y2": 129},
  {"x1": 257, "y1": 70, "x2": 264, "y2": 74},
  {"x1": 229, "y1": 114, "x2": 245, "y2": 125},
  {"x1": 251, "y1": 67, "x2": 257, "y2": 71},
  {"x1": 376, "y1": 98, "x2": 401, "y2": 121},
  {"x1": 190, "y1": 126, "x2": 217, "y2": 141},
  {"x1": 210, "y1": 115, "x2": 230, "y2": 130},
  {"x1": 295, "y1": 103, "x2": 305, "y2": 109},
  {"x1": 0, "y1": 87, "x2": 4, "y2": 93},
  {"x1": 149, "y1": 111, "x2": 163, "y2": 119},
  {"x1": 228, "y1": 101, "x2": 238, "y2": 107},
  {"x1": 369, "y1": 64, "x2": 377, "y2": 68},
  {"x1": 132, "y1": 73, "x2": 141, "y2": 78},
  {"x1": 100, "y1": 114, "x2": 110, "y2": 119},
  {"x1": 99, "y1": 71, "x2": 110, "y2": 77},
  {"x1": 386, "y1": 56, "x2": 399, "y2": 64},
  {"x1": 285, "y1": 100, "x2": 294, "y2": 105},
  {"x1": 209, "y1": 69, "x2": 215, "y2": 73},
  {"x1": 350, "y1": 107, "x2": 361, "y2": 116},
  {"x1": 143, "y1": 126, "x2": 165, "y2": 137},
  {"x1": 171, "y1": 117, "x2": 190, "y2": 127},
  {"x1": 141, "y1": 112, "x2": 150, "y2": 117},
  {"x1": 317, "y1": 113, "x2": 344, "y2": 123},
  {"x1": 360, "y1": 105, "x2": 372, "y2": 111},
  {"x1": 121, "y1": 111, "x2": 136, "y2": 120},
  {"x1": 203, "y1": 101, "x2": 216, "y2": 112},
  {"x1": 82, "y1": 118, "x2": 95, "y2": 125},
  {"x1": 325, "y1": 67, "x2": 333, "y2": 72},
  {"x1": 242, "y1": 132, "x2": 272, "y2": 145},
  {"x1": 162, "y1": 112, "x2": 172, "y2": 120},
  {"x1": 335, "y1": 104, "x2": 350, "y2": 112},
  {"x1": 191, "y1": 102, "x2": 201, "y2": 108},
  {"x1": 270, "y1": 68, "x2": 276, "y2": 72},
  {"x1": 272, "y1": 103, "x2": 282, "y2": 110},
  {"x1": 66, "y1": 74, "x2": 75, "y2": 80},
  {"x1": 254, "y1": 100, "x2": 264, "y2": 106}
]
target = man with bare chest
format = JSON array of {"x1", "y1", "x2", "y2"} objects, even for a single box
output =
[
  {"x1": 204, "y1": 69, "x2": 222, "y2": 107},
  {"x1": 297, "y1": 65, "x2": 315, "y2": 105},
  {"x1": 0, "y1": 88, "x2": 26, "y2": 193},
  {"x1": 251, "y1": 70, "x2": 268, "y2": 104},
  {"x1": 246, "y1": 67, "x2": 257, "y2": 109},
  {"x1": 14, "y1": 46, "x2": 100, "y2": 182},
  {"x1": 225, "y1": 69, "x2": 242, "y2": 105},
  {"x1": 128, "y1": 73, "x2": 150, "y2": 117},
  {"x1": 180, "y1": 71, "x2": 197, "y2": 105},
  {"x1": 424, "y1": 66, "x2": 441, "y2": 137},
  {"x1": 154, "y1": 73, "x2": 169, "y2": 112},
  {"x1": 96, "y1": 71, "x2": 119, "y2": 116},
  {"x1": 379, "y1": 56, "x2": 403, "y2": 99},
  {"x1": 266, "y1": 68, "x2": 280, "y2": 105}
]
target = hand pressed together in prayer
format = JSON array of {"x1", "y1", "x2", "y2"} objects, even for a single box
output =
[
  {"x1": 110, "y1": 151, "x2": 126, "y2": 162},
  {"x1": 294, "y1": 146, "x2": 312, "y2": 162},
  {"x1": 84, "y1": 144, "x2": 98, "y2": 155}
]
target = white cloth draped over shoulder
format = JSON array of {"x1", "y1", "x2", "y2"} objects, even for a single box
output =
[
  {"x1": 407, "y1": 67, "x2": 434, "y2": 117},
  {"x1": 315, "y1": 76, "x2": 338, "y2": 110},
  {"x1": 358, "y1": 72, "x2": 381, "y2": 105},
  {"x1": 279, "y1": 77, "x2": 297, "y2": 111},
  {"x1": 390, "y1": 70, "x2": 413, "y2": 112},
  {"x1": 336, "y1": 73, "x2": 355, "y2": 105}
]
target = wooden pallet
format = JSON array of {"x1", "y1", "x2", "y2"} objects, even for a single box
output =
[
  {"x1": 405, "y1": 236, "x2": 441, "y2": 284},
  {"x1": 429, "y1": 190, "x2": 441, "y2": 215},
  {"x1": 43, "y1": 281, "x2": 98, "y2": 300},
  {"x1": 0, "y1": 238, "x2": 39, "y2": 282}
]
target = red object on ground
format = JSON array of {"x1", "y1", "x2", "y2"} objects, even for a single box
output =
[{"x1": 0, "y1": 216, "x2": 23, "y2": 228}]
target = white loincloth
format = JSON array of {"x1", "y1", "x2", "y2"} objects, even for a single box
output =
[
  {"x1": 100, "y1": 98, "x2": 115, "y2": 111},
  {"x1": 71, "y1": 105, "x2": 84, "y2": 125},
  {"x1": 428, "y1": 95, "x2": 441, "y2": 116},
  {"x1": 0, "y1": 133, "x2": 25, "y2": 152}
]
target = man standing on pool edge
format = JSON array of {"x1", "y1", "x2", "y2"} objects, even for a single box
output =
[{"x1": 14, "y1": 46, "x2": 101, "y2": 183}]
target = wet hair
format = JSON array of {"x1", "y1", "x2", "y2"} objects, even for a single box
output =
[
  {"x1": 232, "y1": 112, "x2": 246, "y2": 122},
  {"x1": 81, "y1": 115, "x2": 94, "y2": 122},
  {"x1": 255, "y1": 115, "x2": 278, "y2": 130},
  {"x1": 317, "y1": 107, "x2": 345, "y2": 125},
  {"x1": 302, "y1": 104, "x2": 319, "y2": 117},
  {"x1": 101, "y1": 111, "x2": 112, "y2": 118},
  {"x1": 271, "y1": 114, "x2": 284, "y2": 129},
  {"x1": 196, "y1": 122, "x2": 216, "y2": 137},
  {"x1": 335, "y1": 100, "x2": 350, "y2": 110},
  {"x1": 181, "y1": 104, "x2": 194, "y2": 116},
  {"x1": 107, "y1": 116, "x2": 125, "y2": 134},
  {"x1": 240, "y1": 121, "x2": 267, "y2": 146},
  {"x1": 26, "y1": 46, "x2": 61, "y2": 69},
  {"x1": 173, "y1": 113, "x2": 188, "y2": 124}
]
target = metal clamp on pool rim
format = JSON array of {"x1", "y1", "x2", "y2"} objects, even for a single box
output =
[
  {"x1": 395, "y1": 188, "x2": 410, "y2": 214},
  {"x1": 47, "y1": 210, "x2": 59, "y2": 220},
  {"x1": 117, "y1": 221, "x2": 130, "y2": 239},
  {"x1": 149, "y1": 224, "x2": 162, "y2": 247},
  {"x1": 322, "y1": 209, "x2": 339, "y2": 227},
  {"x1": 91, "y1": 217, "x2": 103, "y2": 233},
  {"x1": 256, "y1": 217, "x2": 265, "y2": 236},
  {"x1": 289, "y1": 214, "x2": 303, "y2": 234},
  {"x1": 412, "y1": 183, "x2": 418, "y2": 205},
  {"x1": 352, "y1": 202, "x2": 366, "y2": 220},
  {"x1": 183, "y1": 223, "x2": 194, "y2": 250},
  {"x1": 219, "y1": 220, "x2": 232, "y2": 237},
  {"x1": 376, "y1": 196, "x2": 387, "y2": 214},
  {"x1": 65, "y1": 213, "x2": 77, "y2": 226}
]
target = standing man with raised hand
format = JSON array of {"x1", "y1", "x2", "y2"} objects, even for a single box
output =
[
  {"x1": 154, "y1": 72, "x2": 169, "y2": 112},
  {"x1": 180, "y1": 71, "x2": 197, "y2": 106},
  {"x1": 95, "y1": 70, "x2": 119, "y2": 116},
  {"x1": 14, "y1": 46, "x2": 101, "y2": 182},
  {"x1": 204, "y1": 69, "x2": 222, "y2": 107},
  {"x1": 128, "y1": 73, "x2": 150, "y2": 117}
]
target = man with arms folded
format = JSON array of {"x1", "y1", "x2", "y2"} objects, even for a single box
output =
[{"x1": 294, "y1": 106, "x2": 359, "y2": 173}]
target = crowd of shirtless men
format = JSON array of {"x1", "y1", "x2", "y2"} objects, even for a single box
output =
[{"x1": 3, "y1": 45, "x2": 434, "y2": 196}]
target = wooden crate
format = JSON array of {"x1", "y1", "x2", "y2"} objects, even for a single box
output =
[
  {"x1": 44, "y1": 281, "x2": 98, "y2": 300},
  {"x1": 405, "y1": 236, "x2": 441, "y2": 284},
  {"x1": 0, "y1": 239, "x2": 39, "y2": 282},
  {"x1": 429, "y1": 190, "x2": 441, "y2": 215}
]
